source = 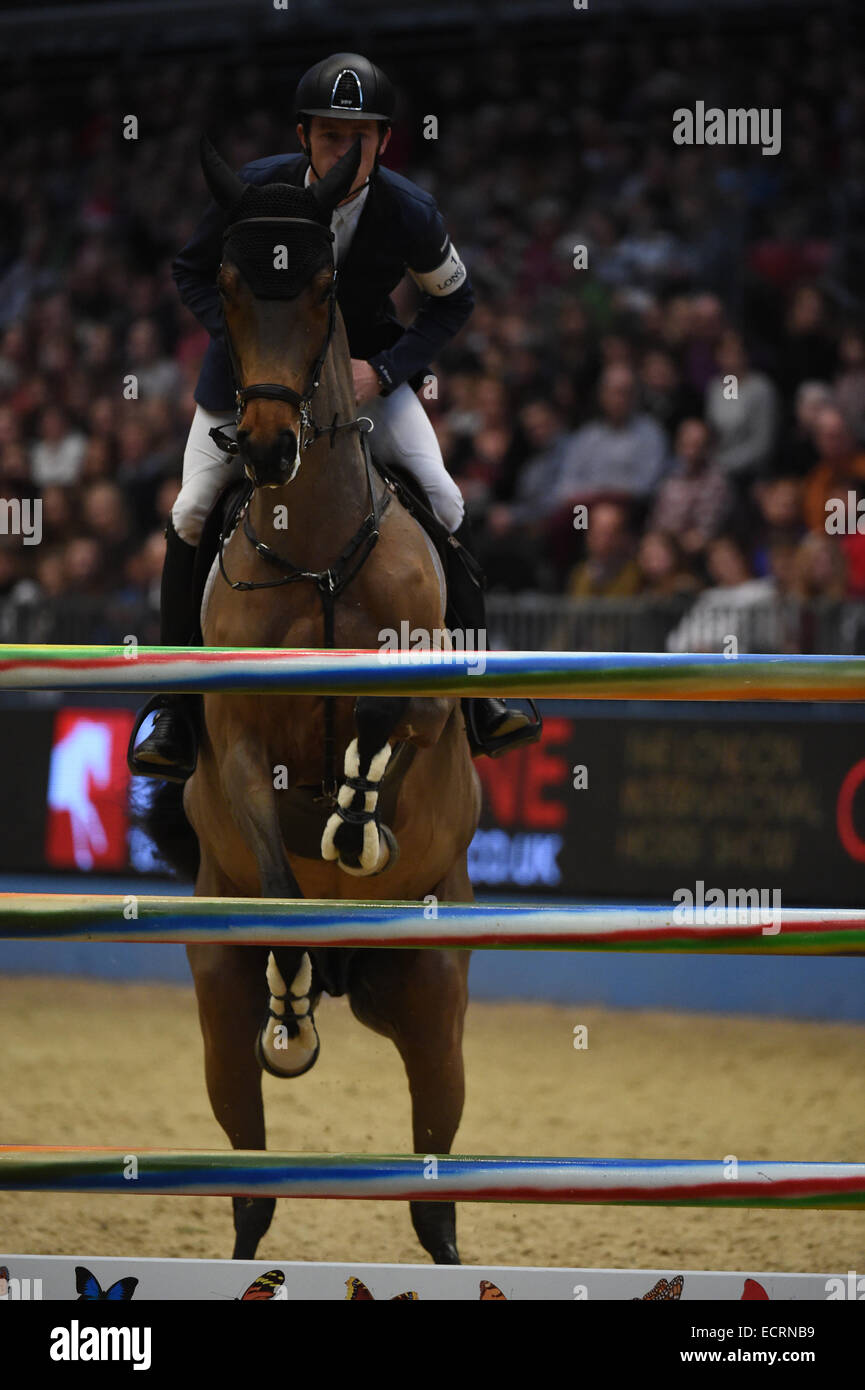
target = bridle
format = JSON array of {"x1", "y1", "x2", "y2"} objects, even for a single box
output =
[
  {"x1": 207, "y1": 209, "x2": 391, "y2": 805},
  {"x1": 208, "y1": 214, "x2": 368, "y2": 465}
]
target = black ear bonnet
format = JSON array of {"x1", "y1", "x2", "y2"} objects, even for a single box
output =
[{"x1": 222, "y1": 182, "x2": 334, "y2": 300}]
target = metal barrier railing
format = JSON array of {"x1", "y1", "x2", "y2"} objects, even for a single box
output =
[{"x1": 0, "y1": 593, "x2": 862, "y2": 655}]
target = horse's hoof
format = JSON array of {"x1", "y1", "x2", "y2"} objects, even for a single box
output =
[
  {"x1": 255, "y1": 1023, "x2": 320, "y2": 1078},
  {"x1": 433, "y1": 1244, "x2": 461, "y2": 1266},
  {"x1": 256, "y1": 952, "x2": 320, "y2": 1078}
]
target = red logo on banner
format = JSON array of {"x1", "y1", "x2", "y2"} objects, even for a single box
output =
[
  {"x1": 836, "y1": 757, "x2": 865, "y2": 863},
  {"x1": 475, "y1": 718, "x2": 571, "y2": 828},
  {"x1": 45, "y1": 708, "x2": 135, "y2": 871}
]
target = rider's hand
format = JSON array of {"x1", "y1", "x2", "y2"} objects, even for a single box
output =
[{"x1": 352, "y1": 359, "x2": 382, "y2": 405}]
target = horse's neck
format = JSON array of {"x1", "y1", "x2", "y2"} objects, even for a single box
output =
[{"x1": 247, "y1": 323, "x2": 370, "y2": 560}]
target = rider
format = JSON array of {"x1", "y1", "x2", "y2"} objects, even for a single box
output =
[{"x1": 130, "y1": 52, "x2": 540, "y2": 779}]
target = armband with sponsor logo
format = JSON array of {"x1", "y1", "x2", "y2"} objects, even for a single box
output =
[{"x1": 410, "y1": 240, "x2": 467, "y2": 297}]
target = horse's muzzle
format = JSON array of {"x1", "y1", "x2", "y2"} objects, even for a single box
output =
[{"x1": 238, "y1": 428, "x2": 300, "y2": 488}]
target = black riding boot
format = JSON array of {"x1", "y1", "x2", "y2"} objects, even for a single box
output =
[
  {"x1": 127, "y1": 518, "x2": 200, "y2": 782},
  {"x1": 445, "y1": 518, "x2": 542, "y2": 758}
]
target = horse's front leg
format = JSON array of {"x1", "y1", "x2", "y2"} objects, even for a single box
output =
[
  {"x1": 322, "y1": 695, "x2": 452, "y2": 876},
  {"x1": 348, "y1": 856, "x2": 473, "y2": 1264},
  {"x1": 220, "y1": 732, "x2": 319, "y2": 1078}
]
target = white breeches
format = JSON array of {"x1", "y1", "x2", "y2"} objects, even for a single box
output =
[{"x1": 171, "y1": 384, "x2": 464, "y2": 545}]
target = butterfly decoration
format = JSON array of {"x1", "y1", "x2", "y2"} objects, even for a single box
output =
[
  {"x1": 75, "y1": 1266, "x2": 138, "y2": 1301},
  {"x1": 479, "y1": 1281, "x2": 507, "y2": 1300},
  {"x1": 634, "y1": 1275, "x2": 684, "y2": 1301},
  {"x1": 741, "y1": 1278, "x2": 769, "y2": 1300},
  {"x1": 345, "y1": 1277, "x2": 418, "y2": 1301},
  {"x1": 237, "y1": 1270, "x2": 286, "y2": 1301}
]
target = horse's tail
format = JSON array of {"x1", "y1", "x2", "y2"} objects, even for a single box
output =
[{"x1": 130, "y1": 778, "x2": 200, "y2": 882}]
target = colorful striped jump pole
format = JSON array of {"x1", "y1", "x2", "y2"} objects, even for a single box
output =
[
  {"x1": 0, "y1": 644, "x2": 864, "y2": 699},
  {"x1": 1, "y1": 894, "x2": 865, "y2": 953},
  {"x1": 1, "y1": 1148, "x2": 863, "y2": 1208}
]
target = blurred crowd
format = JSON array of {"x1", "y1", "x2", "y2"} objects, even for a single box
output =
[{"x1": 0, "y1": 11, "x2": 864, "y2": 651}]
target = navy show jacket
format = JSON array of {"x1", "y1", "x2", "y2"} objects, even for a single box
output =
[{"x1": 172, "y1": 151, "x2": 475, "y2": 412}]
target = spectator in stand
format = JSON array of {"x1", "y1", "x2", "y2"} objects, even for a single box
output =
[
  {"x1": 665, "y1": 535, "x2": 778, "y2": 652},
  {"x1": 125, "y1": 317, "x2": 181, "y2": 400},
  {"x1": 638, "y1": 347, "x2": 701, "y2": 435},
  {"x1": 775, "y1": 286, "x2": 838, "y2": 405},
  {"x1": 705, "y1": 330, "x2": 779, "y2": 490},
  {"x1": 681, "y1": 293, "x2": 725, "y2": 394},
  {"x1": 80, "y1": 435, "x2": 114, "y2": 482},
  {"x1": 636, "y1": 531, "x2": 700, "y2": 597},
  {"x1": 792, "y1": 531, "x2": 847, "y2": 600},
  {"x1": 554, "y1": 364, "x2": 669, "y2": 506},
  {"x1": 648, "y1": 417, "x2": 732, "y2": 560},
  {"x1": 0, "y1": 407, "x2": 23, "y2": 453},
  {"x1": 455, "y1": 420, "x2": 515, "y2": 510},
  {"x1": 0, "y1": 546, "x2": 31, "y2": 599},
  {"x1": 62, "y1": 537, "x2": 107, "y2": 597},
  {"x1": 28, "y1": 405, "x2": 87, "y2": 486},
  {"x1": 551, "y1": 300, "x2": 600, "y2": 411},
  {"x1": 33, "y1": 549, "x2": 67, "y2": 600},
  {"x1": 488, "y1": 400, "x2": 571, "y2": 528},
  {"x1": 0, "y1": 442, "x2": 31, "y2": 496},
  {"x1": 749, "y1": 477, "x2": 807, "y2": 577},
  {"x1": 565, "y1": 500, "x2": 642, "y2": 598},
  {"x1": 479, "y1": 399, "x2": 570, "y2": 591},
  {"x1": 778, "y1": 381, "x2": 833, "y2": 477},
  {"x1": 79, "y1": 322, "x2": 118, "y2": 398},
  {"x1": 802, "y1": 405, "x2": 865, "y2": 532},
  {"x1": 834, "y1": 327, "x2": 865, "y2": 445},
  {"x1": 115, "y1": 417, "x2": 177, "y2": 532},
  {"x1": 119, "y1": 529, "x2": 166, "y2": 608},
  {"x1": 81, "y1": 481, "x2": 140, "y2": 573},
  {"x1": 39, "y1": 486, "x2": 79, "y2": 546},
  {"x1": 0, "y1": 323, "x2": 28, "y2": 396}
]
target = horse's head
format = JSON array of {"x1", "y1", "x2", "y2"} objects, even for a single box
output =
[{"x1": 200, "y1": 134, "x2": 362, "y2": 488}]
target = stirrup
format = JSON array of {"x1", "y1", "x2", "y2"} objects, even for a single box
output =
[
  {"x1": 462, "y1": 698, "x2": 543, "y2": 759},
  {"x1": 127, "y1": 695, "x2": 198, "y2": 782}
]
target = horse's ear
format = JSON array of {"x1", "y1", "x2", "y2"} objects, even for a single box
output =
[
  {"x1": 308, "y1": 138, "x2": 363, "y2": 220},
  {"x1": 200, "y1": 134, "x2": 247, "y2": 212}
]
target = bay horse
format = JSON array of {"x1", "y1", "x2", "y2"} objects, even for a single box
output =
[{"x1": 179, "y1": 137, "x2": 480, "y2": 1264}]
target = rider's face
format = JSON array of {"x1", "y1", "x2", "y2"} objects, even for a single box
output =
[{"x1": 297, "y1": 116, "x2": 389, "y2": 201}]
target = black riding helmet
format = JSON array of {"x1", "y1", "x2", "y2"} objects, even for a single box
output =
[
  {"x1": 295, "y1": 52, "x2": 395, "y2": 122},
  {"x1": 295, "y1": 53, "x2": 395, "y2": 187}
]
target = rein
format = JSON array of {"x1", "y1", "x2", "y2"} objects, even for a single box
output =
[{"x1": 208, "y1": 212, "x2": 392, "y2": 803}]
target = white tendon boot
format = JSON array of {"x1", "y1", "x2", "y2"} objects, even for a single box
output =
[
  {"x1": 321, "y1": 738, "x2": 398, "y2": 875},
  {"x1": 255, "y1": 951, "x2": 320, "y2": 1078}
]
